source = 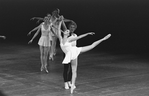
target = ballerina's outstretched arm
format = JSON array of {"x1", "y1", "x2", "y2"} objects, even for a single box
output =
[
  {"x1": 28, "y1": 25, "x2": 41, "y2": 44},
  {"x1": 68, "y1": 32, "x2": 95, "y2": 42},
  {"x1": 27, "y1": 24, "x2": 41, "y2": 36},
  {"x1": 62, "y1": 19, "x2": 68, "y2": 31},
  {"x1": 56, "y1": 21, "x2": 64, "y2": 43},
  {"x1": 30, "y1": 17, "x2": 44, "y2": 23},
  {"x1": 60, "y1": 16, "x2": 74, "y2": 31},
  {"x1": 0, "y1": 35, "x2": 6, "y2": 39},
  {"x1": 63, "y1": 18, "x2": 72, "y2": 23},
  {"x1": 30, "y1": 17, "x2": 43, "y2": 20},
  {"x1": 50, "y1": 17, "x2": 65, "y2": 38}
]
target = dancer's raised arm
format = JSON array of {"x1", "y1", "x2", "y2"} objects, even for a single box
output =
[
  {"x1": 63, "y1": 19, "x2": 71, "y2": 22},
  {"x1": 28, "y1": 25, "x2": 41, "y2": 44},
  {"x1": 27, "y1": 24, "x2": 41, "y2": 36},
  {"x1": 30, "y1": 17, "x2": 44, "y2": 24},
  {"x1": 68, "y1": 32, "x2": 95, "y2": 42},
  {"x1": 57, "y1": 21, "x2": 63, "y2": 42},
  {"x1": 30, "y1": 17, "x2": 43, "y2": 20},
  {"x1": 0, "y1": 35, "x2": 6, "y2": 39},
  {"x1": 61, "y1": 16, "x2": 74, "y2": 31}
]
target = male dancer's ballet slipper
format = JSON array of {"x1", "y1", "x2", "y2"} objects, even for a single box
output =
[{"x1": 64, "y1": 83, "x2": 69, "y2": 89}]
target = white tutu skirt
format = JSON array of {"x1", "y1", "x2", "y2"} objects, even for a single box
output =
[
  {"x1": 62, "y1": 47, "x2": 82, "y2": 64},
  {"x1": 38, "y1": 36, "x2": 52, "y2": 47}
]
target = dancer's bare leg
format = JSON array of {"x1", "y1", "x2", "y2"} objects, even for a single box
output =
[
  {"x1": 49, "y1": 41, "x2": 54, "y2": 60},
  {"x1": 49, "y1": 46, "x2": 52, "y2": 59},
  {"x1": 81, "y1": 34, "x2": 111, "y2": 53},
  {"x1": 39, "y1": 46, "x2": 44, "y2": 71},
  {"x1": 43, "y1": 46, "x2": 49, "y2": 73},
  {"x1": 53, "y1": 37, "x2": 57, "y2": 55},
  {"x1": 70, "y1": 58, "x2": 78, "y2": 93},
  {"x1": 70, "y1": 34, "x2": 111, "y2": 93}
]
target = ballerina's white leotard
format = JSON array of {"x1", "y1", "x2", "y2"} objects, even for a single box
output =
[
  {"x1": 60, "y1": 37, "x2": 82, "y2": 64},
  {"x1": 38, "y1": 22, "x2": 53, "y2": 47}
]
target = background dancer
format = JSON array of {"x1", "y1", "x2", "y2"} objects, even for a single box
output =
[
  {"x1": 49, "y1": 10, "x2": 60, "y2": 60},
  {"x1": 31, "y1": 13, "x2": 56, "y2": 60},
  {"x1": 57, "y1": 17, "x2": 111, "y2": 93},
  {"x1": 50, "y1": 9, "x2": 74, "y2": 60},
  {"x1": 28, "y1": 17, "x2": 53, "y2": 73}
]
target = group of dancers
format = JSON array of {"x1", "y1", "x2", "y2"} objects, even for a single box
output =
[{"x1": 1, "y1": 9, "x2": 111, "y2": 94}]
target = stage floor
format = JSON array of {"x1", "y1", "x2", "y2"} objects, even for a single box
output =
[{"x1": 0, "y1": 44, "x2": 149, "y2": 96}]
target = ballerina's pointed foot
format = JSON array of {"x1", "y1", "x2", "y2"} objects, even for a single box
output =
[
  {"x1": 40, "y1": 66, "x2": 44, "y2": 72},
  {"x1": 70, "y1": 84, "x2": 76, "y2": 94},
  {"x1": 49, "y1": 56, "x2": 54, "y2": 61},
  {"x1": 104, "y1": 34, "x2": 111, "y2": 40},
  {"x1": 68, "y1": 82, "x2": 76, "y2": 89},
  {"x1": 45, "y1": 69, "x2": 49, "y2": 73},
  {"x1": 44, "y1": 67, "x2": 49, "y2": 73}
]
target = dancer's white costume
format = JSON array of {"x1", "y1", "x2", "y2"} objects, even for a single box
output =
[
  {"x1": 69, "y1": 34, "x2": 77, "y2": 46},
  {"x1": 38, "y1": 23, "x2": 52, "y2": 46},
  {"x1": 60, "y1": 34, "x2": 82, "y2": 64}
]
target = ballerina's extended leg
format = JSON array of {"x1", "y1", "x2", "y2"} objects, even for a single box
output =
[{"x1": 81, "y1": 34, "x2": 111, "y2": 53}]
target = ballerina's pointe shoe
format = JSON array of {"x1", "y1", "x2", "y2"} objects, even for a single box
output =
[
  {"x1": 45, "y1": 69, "x2": 49, "y2": 73},
  {"x1": 40, "y1": 66, "x2": 44, "y2": 72},
  {"x1": 105, "y1": 34, "x2": 111, "y2": 39},
  {"x1": 70, "y1": 84, "x2": 76, "y2": 94},
  {"x1": 44, "y1": 67, "x2": 49, "y2": 73}
]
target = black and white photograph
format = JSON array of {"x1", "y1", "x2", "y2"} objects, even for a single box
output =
[{"x1": 0, "y1": 0, "x2": 149, "y2": 96}]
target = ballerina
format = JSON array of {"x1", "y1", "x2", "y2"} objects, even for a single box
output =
[
  {"x1": 62, "y1": 21, "x2": 78, "y2": 90},
  {"x1": 28, "y1": 16, "x2": 53, "y2": 73},
  {"x1": 56, "y1": 16, "x2": 111, "y2": 93}
]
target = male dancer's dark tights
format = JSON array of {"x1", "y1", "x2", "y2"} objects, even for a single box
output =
[{"x1": 63, "y1": 53, "x2": 72, "y2": 82}]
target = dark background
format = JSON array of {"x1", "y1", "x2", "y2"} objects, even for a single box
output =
[{"x1": 0, "y1": 0, "x2": 149, "y2": 55}]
